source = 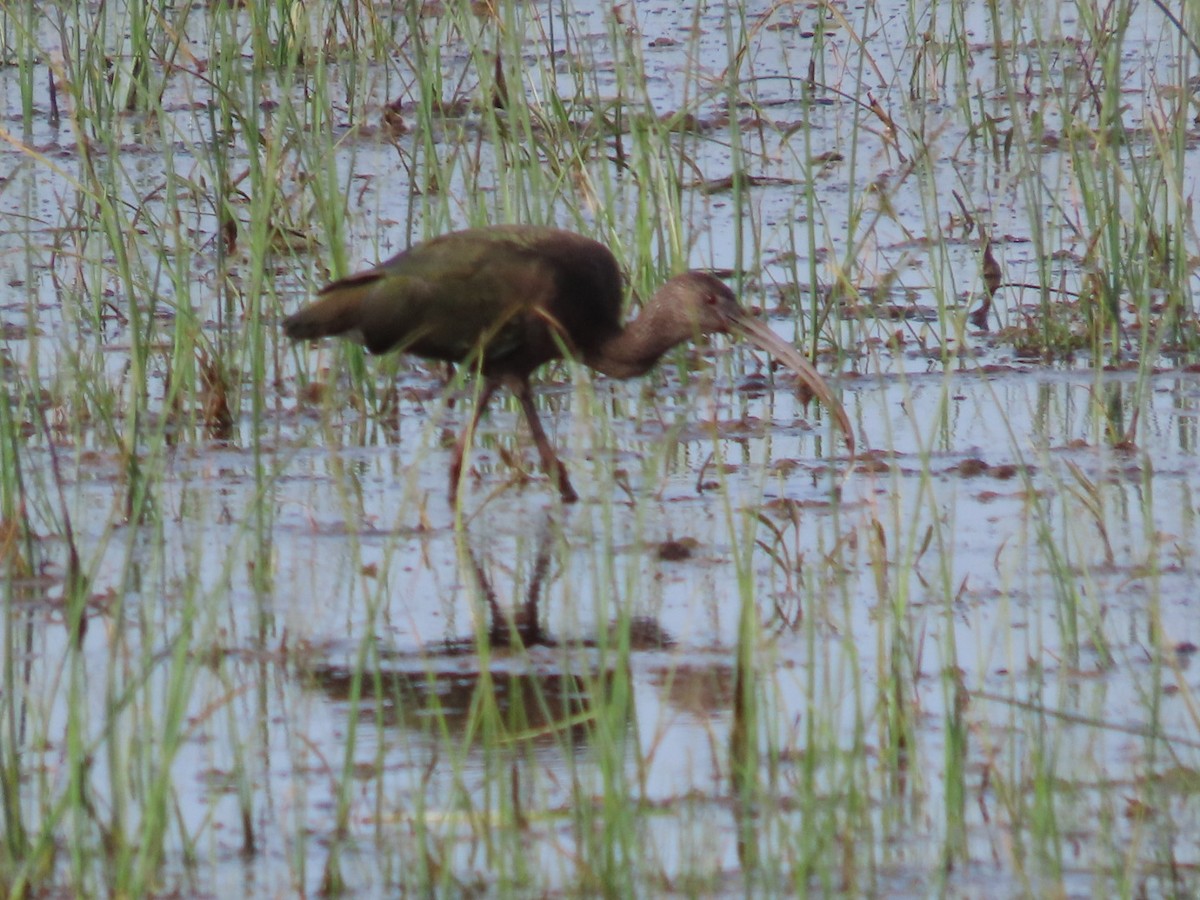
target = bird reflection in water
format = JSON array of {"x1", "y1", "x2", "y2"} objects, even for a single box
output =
[{"x1": 304, "y1": 512, "x2": 649, "y2": 747}]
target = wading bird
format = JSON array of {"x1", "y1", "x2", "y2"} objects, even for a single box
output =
[{"x1": 284, "y1": 225, "x2": 853, "y2": 503}]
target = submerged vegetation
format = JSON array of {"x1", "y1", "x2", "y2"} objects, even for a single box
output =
[{"x1": 1, "y1": 0, "x2": 1199, "y2": 895}]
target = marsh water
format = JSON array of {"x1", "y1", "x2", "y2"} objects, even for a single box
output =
[{"x1": 3, "y1": 1, "x2": 1200, "y2": 896}]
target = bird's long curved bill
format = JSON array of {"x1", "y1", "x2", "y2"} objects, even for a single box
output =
[{"x1": 734, "y1": 316, "x2": 856, "y2": 459}]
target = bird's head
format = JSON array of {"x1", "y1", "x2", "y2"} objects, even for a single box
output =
[
  {"x1": 656, "y1": 271, "x2": 742, "y2": 335},
  {"x1": 655, "y1": 270, "x2": 856, "y2": 458}
]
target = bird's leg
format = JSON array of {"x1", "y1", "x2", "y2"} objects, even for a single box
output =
[
  {"x1": 449, "y1": 379, "x2": 500, "y2": 505},
  {"x1": 509, "y1": 376, "x2": 579, "y2": 503}
]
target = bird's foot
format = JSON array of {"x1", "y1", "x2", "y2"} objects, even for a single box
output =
[{"x1": 556, "y1": 469, "x2": 579, "y2": 504}]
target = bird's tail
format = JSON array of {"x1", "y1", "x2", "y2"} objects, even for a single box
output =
[{"x1": 283, "y1": 270, "x2": 382, "y2": 342}]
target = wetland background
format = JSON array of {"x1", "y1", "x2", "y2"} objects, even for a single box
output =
[{"x1": 3, "y1": 0, "x2": 1200, "y2": 895}]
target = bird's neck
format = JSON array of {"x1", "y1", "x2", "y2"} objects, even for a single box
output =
[{"x1": 585, "y1": 300, "x2": 690, "y2": 380}]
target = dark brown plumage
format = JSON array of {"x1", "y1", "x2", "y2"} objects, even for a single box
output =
[{"x1": 284, "y1": 225, "x2": 853, "y2": 503}]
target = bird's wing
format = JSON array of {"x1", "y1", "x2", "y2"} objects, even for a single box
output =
[{"x1": 346, "y1": 237, "x2": 563, "y2": 367}]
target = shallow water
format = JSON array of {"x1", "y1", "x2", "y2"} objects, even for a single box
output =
[
  {"x1": 3, "y1": 0, "x2": 1200, "y2": 895},
  {"x1": 11, "y1": 364, "x2": 1200, "y2": 894}
]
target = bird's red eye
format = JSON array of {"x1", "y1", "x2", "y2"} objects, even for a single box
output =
[{"x1": 706, "y1": 293, "x2": 719, "y2": 305}]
